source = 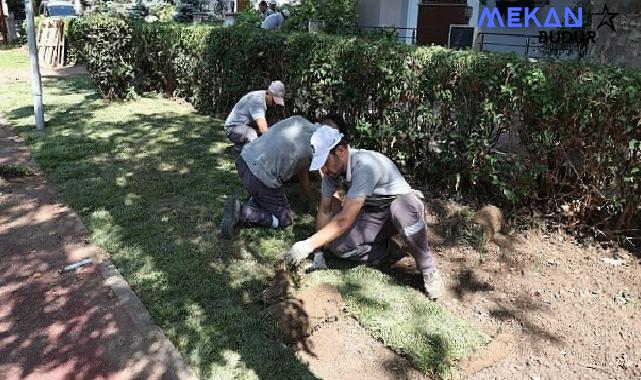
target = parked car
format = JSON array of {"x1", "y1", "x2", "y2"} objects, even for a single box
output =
[{"x1": 39, "y1": 0, "x2": 79, "y2": 18}]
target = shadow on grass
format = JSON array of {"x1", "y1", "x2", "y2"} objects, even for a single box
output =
[{"x1": 2, "y1": 77, "x2": 320, "y2": 379}]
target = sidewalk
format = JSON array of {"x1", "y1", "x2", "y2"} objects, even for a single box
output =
[{"x1": 0, "y1": 120, "x2": 198, "y2": 379}]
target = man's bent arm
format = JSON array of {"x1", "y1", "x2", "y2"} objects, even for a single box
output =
[
  {"x1": 308, "y1": 197, "x2": 364, "y2": 249},
  {"x1": 255, "y1": 118, "x2": 268, "y2": 134},
  {"x1": 316, "y1": 195, "x2": 333, "y2": 231}
]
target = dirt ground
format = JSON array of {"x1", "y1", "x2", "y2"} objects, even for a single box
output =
[
  {"x1": 265, "y1": 200, "x2": 641, "y2": 380},
  {"x1": 437, "y1": 227, "x2": 641, "y2": 380}
]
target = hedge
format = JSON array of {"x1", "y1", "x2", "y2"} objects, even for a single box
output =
[{"x1": 70, "y1": 17, "x2": 641, "y2": 235}]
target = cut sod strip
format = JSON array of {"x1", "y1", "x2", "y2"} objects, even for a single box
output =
[{"x1": 309, "y1": 266, "x2": 489, "y2": 377}]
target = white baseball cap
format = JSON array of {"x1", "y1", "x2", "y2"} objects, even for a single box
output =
[
  {"x1": 281, "y1": 9, "x2": 291, "y2": 17},
  {"x1": 310, "y1": 126, "x2": 344, "y2": 171},
  {"x1": 268, "y1": 80, "x2": 285, "y2": 106}
]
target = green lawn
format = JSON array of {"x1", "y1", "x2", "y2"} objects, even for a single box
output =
[
  {"x1": 0, "y1": 69, "x2": 488, "y2": 378},
  {"x1": 0, "y1": 46, "x2": 29, "y2": 69}
]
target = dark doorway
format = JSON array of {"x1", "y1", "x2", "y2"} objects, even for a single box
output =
[{"x1": 416, "y1": 3, "x2": 469, "y2": 46}]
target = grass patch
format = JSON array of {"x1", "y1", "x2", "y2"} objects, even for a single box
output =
[
  {"x1": 0, "y1": 75, "x2": 488, "y2": 378},
  {"x1": 308, "y1": 266, "x2": 489, "y2": 377},
  {"x1": 0, "y1": 47, "x2": 29, "y2": 70},
  {"x1": 0, "y1": 164, "x2": 34, "y2": 178}
]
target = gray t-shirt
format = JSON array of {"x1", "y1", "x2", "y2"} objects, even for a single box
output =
[
  {"x1": 321, "y1": 148, "x2": 412, "y2": 207},
  {"x1": 241, "y1": 116, "x2": 319, "y2": 189},
  {"x1": 224, "y1": 90, "x2": 266, "y2": 132},
  {"x1": 261, "y1": 12, "x2": 284, "y2": 30}
]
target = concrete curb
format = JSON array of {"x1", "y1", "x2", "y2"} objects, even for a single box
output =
[{"x1": 99, "y1": 260, "x2": 199, "y2": 380}]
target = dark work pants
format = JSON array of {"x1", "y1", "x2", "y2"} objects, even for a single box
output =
[
  {"x1": 329, "y1": 193, "x2": 435, "y2": 274},
  {"x1": 235, "y1": 156, "x2": 292, "y2": 229},
  {"x1": 226, "y1": 124, "x2": 258, "y2": 156}
]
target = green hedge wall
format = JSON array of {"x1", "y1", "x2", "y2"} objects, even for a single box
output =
[{"x1": 70, "y1": 17, "x2": 641, "y2": 233}]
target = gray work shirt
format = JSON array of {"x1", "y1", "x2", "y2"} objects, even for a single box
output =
[
  {"x1": 321, "y1": 148, "x2": 412, "y2": 207},
  {"x1": 241, "y1": 116, "x2": 319, "y2": 189},
  {"x1": 224, "y1": 90, "x2": 266, "y2": 133},
  {"x1": 261, "y1": 12, "x2": 284, "y2": 30}
]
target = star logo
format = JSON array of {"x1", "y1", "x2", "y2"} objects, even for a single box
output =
[{"x1": 592, "y1": 4, "x2": 618, "y2": 32}]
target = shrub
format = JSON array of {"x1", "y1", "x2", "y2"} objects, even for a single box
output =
[
  {"x1": 70, "y1": 19, "x2": 641, "y2": 234},
  {"x1": 283, "y1": 0, "x2": 357, "y2": 34},
  {"x1": 69, "y1": 14, "x2": 135, "y2": 100}
]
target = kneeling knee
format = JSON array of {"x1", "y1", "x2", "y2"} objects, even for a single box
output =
[{"x1": 276, "y1": 214, "x2": 292, "y2": 229}]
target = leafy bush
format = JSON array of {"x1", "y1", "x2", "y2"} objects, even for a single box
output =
[
  {"x1": 70, "y1": 19, "x2": 641, "y2": 234},
  {"x1": 234, "y1": 8, "x2": 261, "y2": 28},
  {"x1": 132, "y1": 22, "x2": 214, "y2": 102},
  {"x1": 69, "y1": 14, "x2": 135, "y2": 100},
  {"x1": 283, "y1": 0, "x2": 357, "y2": 34},
  {"x1": 172, "y1": 0, "x2": 198, "y2": 22},
  {"x1": 155, "y1": 4, "x2": 176, "y2": 22},
  {"x1": 129, "y1": 0, "x2": 148, "y2": 20}
]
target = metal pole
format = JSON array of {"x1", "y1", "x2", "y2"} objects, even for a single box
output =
[
  {"x1": 1, "y1": 0, "x2": 8, "y2": 45},
  {"x1": 24, "y1": 0, "x2": 44, "y2": 130}
]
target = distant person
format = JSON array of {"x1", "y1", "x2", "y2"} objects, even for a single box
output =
[
  {"x1": 268, "y1": 0, "x2": 277, "y2": 12},
  {"x1": 261, "y1": 9, "x2": 290, "y2": 30},
  {"x1": 223, "y1": 81, "x2": 285, "y2": 156},
  {"x1": 258, "y1": 0, "x2": 274, "y2": 21}
]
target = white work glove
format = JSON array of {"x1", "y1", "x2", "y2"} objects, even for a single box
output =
[
  {"x1": 283, "y1": 239, "x2": 314, "y2": 266},
  {"x1": 305, "y1": 251, "x2": 328, "y2": 272}
]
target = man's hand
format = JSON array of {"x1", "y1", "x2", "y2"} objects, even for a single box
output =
[{"x1": 283, "y1": 239, "x2": 314, "y2": 266}]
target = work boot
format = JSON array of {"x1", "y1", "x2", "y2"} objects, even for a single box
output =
[
  {"x1": 219, "y1": 197, "x2": 241, "y2": 239},
  {"x1": 423, "y1": 269, "x2": 445, "y2": 300}
]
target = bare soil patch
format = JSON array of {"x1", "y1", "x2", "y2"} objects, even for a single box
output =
[
  {"x1": 429, "y1": 201, "x2": 641, "y2": 379},
  {"x1": 267, "y1": 282, "x2": 430, "y2": 380}
]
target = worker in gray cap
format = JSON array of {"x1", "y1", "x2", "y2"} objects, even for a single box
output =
[
  {"x1": 219, "y1": 114, "x2": 345, "y2": 239},
  {"x1": 223, "y1": 80, "x2": 285, "y2": 156},
  {"x1": 282, "y1": 126, "x2": 445, "y2": 299},
  {"x1": 261, "y1": 8, "x2": 290, "y2": 30}
]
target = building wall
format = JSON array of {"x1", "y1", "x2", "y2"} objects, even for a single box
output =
[
  {"x1": 357, "y1": 0, "x2": 381, "y2": 27},
  {"x1": 400, "y1": 0, "x2": 420, "y2": 44},
  {"x1": 378, "y1": 0, "x2": 402, "y2": 27},
  {"x1": 359, "y1": 0, "x2": 417, "y2": 43},
  {"x1": 476, "y1": 0, "x2": 579, "y2": 57},
  {"x1": 588, "y1": 0, "x2": 641, "y2": 69}
]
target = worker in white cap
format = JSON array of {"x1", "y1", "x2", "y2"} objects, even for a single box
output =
[
  {"x1": 223, "y1": 80, "x2": 285, "y2": 156},
  {"x1": 283, "y1": 126, "x2": 445, "y2": 299}
]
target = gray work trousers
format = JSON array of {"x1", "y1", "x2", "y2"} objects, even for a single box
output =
[
  {"x1": 225, "y1": 123, "x2": 258, "y2": 156},
  {"x1": 329, "y1": 193, "x2": 435, "y2": 274},
  {"x1": 236, "y1": 156, "x2": 292, "y2": 228}
]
